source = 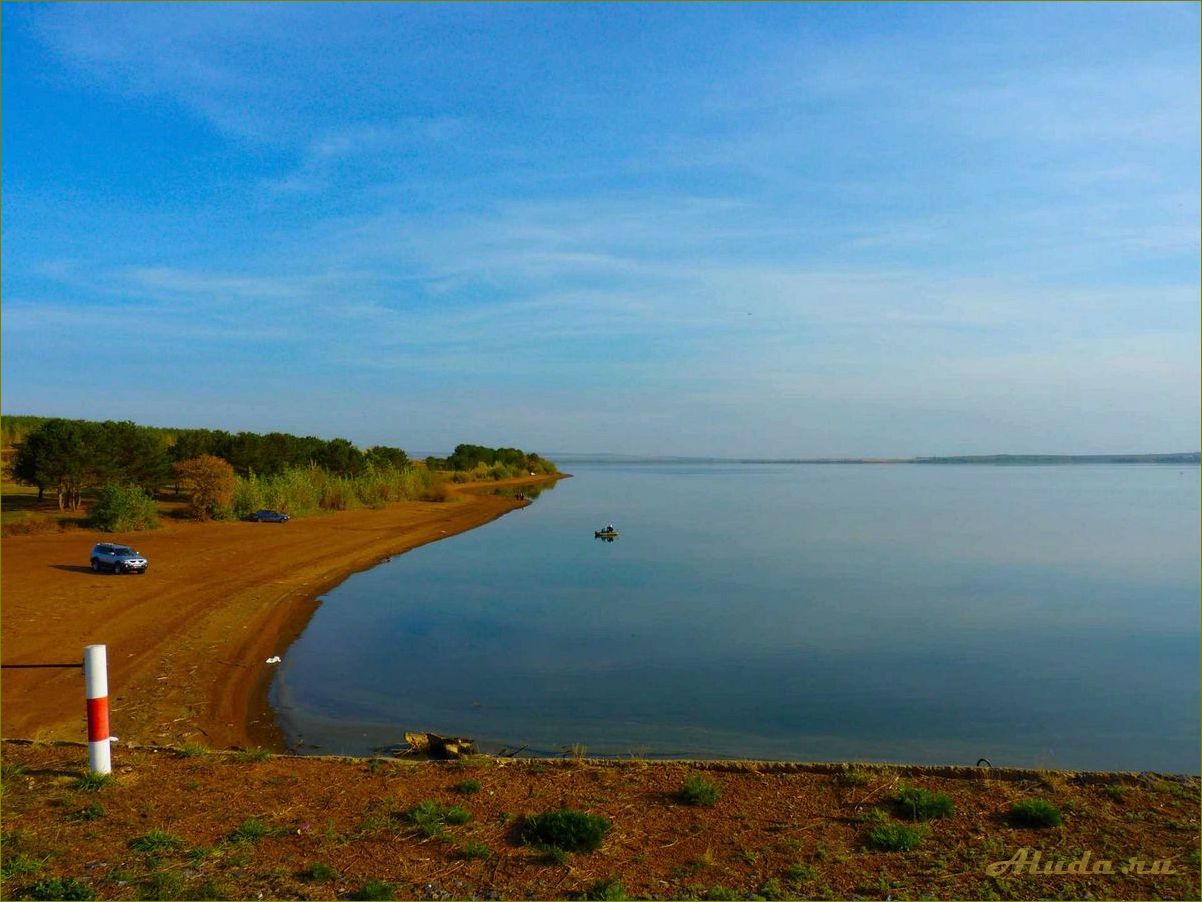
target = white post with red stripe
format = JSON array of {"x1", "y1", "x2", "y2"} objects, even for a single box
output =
[{"x1": 83, "y1": 645, "x2": 111, "y2": 775}]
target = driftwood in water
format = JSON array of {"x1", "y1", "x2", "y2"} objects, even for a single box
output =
[{"x1": 401, "y1": 731, "x2": 478, "y2": 759}]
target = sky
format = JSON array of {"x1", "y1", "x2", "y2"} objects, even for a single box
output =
[{"x1": 2, "y1": 2, "x2": 1199, "y2": 457}]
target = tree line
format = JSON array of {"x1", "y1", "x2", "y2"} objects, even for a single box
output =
[{"x1": 4, "y1": 416, "x2": 555, "y2": 517}]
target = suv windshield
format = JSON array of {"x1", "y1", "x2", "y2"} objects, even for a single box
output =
[{"x1": 112, "y1": 546, "x2": 136, "y2": 555}]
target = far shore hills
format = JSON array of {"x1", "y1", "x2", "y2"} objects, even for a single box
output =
[{"x1": 552, "y1": 451, "x2": 1201, "y2": 465}]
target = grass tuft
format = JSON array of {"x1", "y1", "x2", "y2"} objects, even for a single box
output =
[
  {"x1": 351, "y1": 879, "x2": 396, "y2": 900},
  {"x1": 1, "y1": 853, "x2": 46, "y2": 880},
  {"x1": 522, "y1": 809, "x2": 612, "y2": 853},
  {"x1": 784, "y1": 862, "x2": 817, "y2": 882},
  {"x1": 71, "y1": 773, "x2": 113, "y2": 792},
  {"x1": 453, "y1": 778, "x2": 482, "y2": 794},
  {"x1": 227, "y1": 817, "x2": 283, "y2": 843},
  {"x1": 403, "y1": 800, "x2": 471, "y2": 838},
  {"x1": 128, "y1": 830, "x2": 185, "y2": 854},
  {"x1": 583, "y1": 876, "x2": 628, "y2": 900},
  {"x1": 13, "y1": 877, "x2": 95, "y2": 901},
  {"x1": 65, "y1": 803, "x2": 106, "y2": 823},
  {"x1": 867, "y1": 822, "x2": 925, "y2": 852},
  {"x1": 458, "y1": 840, "x2": 491, "y2": 860},
  {"x1": 297, "y1": 862, "x2": 338, "y2": 881},
  {"x1": 231, "y1": 748, "x2": 271, "y2": 763},
  {"x1": 894, "y1": 785, "x2": 954, "y2": 821},
  {"x1": 837, "y1": 767, "x2": 870, "y2": 787},
  {"x1": 1010, "y1": 798, "x2": 1063, "y2": 828},
  {"x1": 675, "y1": 775, "x2": 721, "y2": 806},
  {"x1": 174, "y1": 743, "x2": 210, "y2": 759}
]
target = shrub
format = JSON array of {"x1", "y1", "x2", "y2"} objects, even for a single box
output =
[
  {"x1": 351, "y1": 880, "x2": 396, "y2": 901},
  {"x1": 422, "y1": 480, "x2": 452, "y2": 502},
  {"x1": 453, "y1": 778, "x2": 482, "y2": 794},
  {"x1": 1010, "y1": 798, "x2": 1062, "y2": 827},
  {"x1": 88, "y1": 483, "x2": 159, "y2": 532},
  {"x1": 676, "y1": 775, "x2": 721, "y2": 806},
  {"x1": 173, "y1": 455, "x2": 236, "y2": 520},
  {"x1": 521, "y1": 809, "x2": 611, "y2": 853},
  {"x1": 894, "y1": 785, "x2": 954, "y2": 821},
  {"x1": 867, "y1": 823, "x2": 925, "y2": 851}
]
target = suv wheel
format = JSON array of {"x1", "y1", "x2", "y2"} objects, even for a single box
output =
[
  {"x1": 113, "y1": 563, "x2": 124, "y2": 574},
  {"x1": 90, "y1": 558, "x2": 100, "y2": 572}
]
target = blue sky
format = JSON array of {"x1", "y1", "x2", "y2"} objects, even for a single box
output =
[{"x1": 3, "y1": 2, "x2": 1198, "y2": 456}]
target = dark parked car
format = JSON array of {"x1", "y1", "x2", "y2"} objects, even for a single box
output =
[
  {"x1": 90, "y1": 543, "x2": 148, "y2": 574},
  {"x1": 248, "y1": 509, "x2": 290, "y2": 523}
]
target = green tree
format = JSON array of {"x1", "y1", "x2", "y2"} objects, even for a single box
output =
[
  {"x1": 365, "y1": 445, "x2": 409, "y2": 470},
  {"x1": 11, "y1": 419, "x2": 98, "y2": 510}
]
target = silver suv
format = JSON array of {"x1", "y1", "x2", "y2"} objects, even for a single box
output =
[{"x1": 90, "y1": 543, "x2": 148, "y2": 574}]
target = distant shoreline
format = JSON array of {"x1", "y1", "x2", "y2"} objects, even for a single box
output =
[{"x1": 552, "y1": 452, "x2": 1201, "y2": 465}]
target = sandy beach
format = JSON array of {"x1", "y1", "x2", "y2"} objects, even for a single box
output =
[{"x1": 0, "y1": 475, "x2": 562, "y2": 751}]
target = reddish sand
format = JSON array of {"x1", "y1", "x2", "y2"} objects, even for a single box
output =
[{"x1": 0, "y1": 477, "x2": 561, "y2": 750}]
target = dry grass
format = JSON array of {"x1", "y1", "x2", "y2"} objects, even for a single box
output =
[{"x1": 0, "y1": 741, "x2": 1197, "y2": 901}]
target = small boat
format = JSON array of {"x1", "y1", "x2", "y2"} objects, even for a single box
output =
[{"x1": 594, "y1": 523, "x2": 619, "y2": 539}]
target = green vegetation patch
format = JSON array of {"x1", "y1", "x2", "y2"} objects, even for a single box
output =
[
  {"x1": 297, "y1": 862, "x2": 338, "y2": 882},
  {"x1": 128, "y1": 830, "x2": 186, "y2": 854},
  {"x1": 227, "y1": 817, "x2": 284, "y2": 844},
  {"x1": 784, "y1": 862, "x2": 817, "y2": 882},
  {"x1": 71, "y1": 773, "x2": 113, "y2": 793},
  {"x1": 453, "y1": 778, "x2": 482, "y2": 794},
  {"x1": 88, "y1": 483, "x2": 158, "y2": 532},
  {"x1": 350, "y1": 879, "x2": 397, "y2": 901},
  {"x1": 894, "y1": 785, "x2": 954, "y2": 821},
  {"x1": 1, "y1": 852, "x2": 47, "y2": 880},
  {"x1": 866, "y1": 822, "x2": 925, "y2": 852},
  {"x1": 12, "y1": 877, "x2": 95, "y2": 901},
  {"x1": 675, "y1": 775, "x2": 721, "y2": 806},
  {"x1": 1010, "y1": 798, "x2": 1063, "y2": 828},
  {"x1": 458, "y1": 841, "x2": 491, "y2": 860},
  {"x1": 522, "y1": 809, "x2": 612, "y2": 853},
  {"x1": 402, "y1": 800, "x2": 471, "y2": 838},
  {"x1": 583, "y1": 876, "x2": 629, "y2": 900}
]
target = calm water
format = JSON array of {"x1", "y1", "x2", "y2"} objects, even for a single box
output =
[{"x1": 272, "y1": 463, "x2": 1200, "y2": 772}]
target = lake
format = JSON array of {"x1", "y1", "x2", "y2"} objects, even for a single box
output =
[{"x1": 272, "y1": 462, "x2": 1200, "y2": 773}]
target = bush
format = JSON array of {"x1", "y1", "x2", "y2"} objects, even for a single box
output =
[
  {"x1": 453, "y1": 778, "x2": 482, "y2": 794},
  {"x1": 675, "y1": 775, "x2": 721, "y2": 806},
  {"x1": 88, "y1": 483, "x2": 158, "y2": 532},
  {"x1": 173, "y1": 455, "x2": 236, "y2": 520},
  {"x1": 894, "y1": 785, "x2": 954, "y2": 821},
  {"x1": 521, "y1": 809, "x2": 611, "y2": 853},
  {"x1": 867, "y1": 823, "x2": 925, "y2": 851},
  {"x1": 1010, "y1": 798, "x2": 1062, "y2": 827}
]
